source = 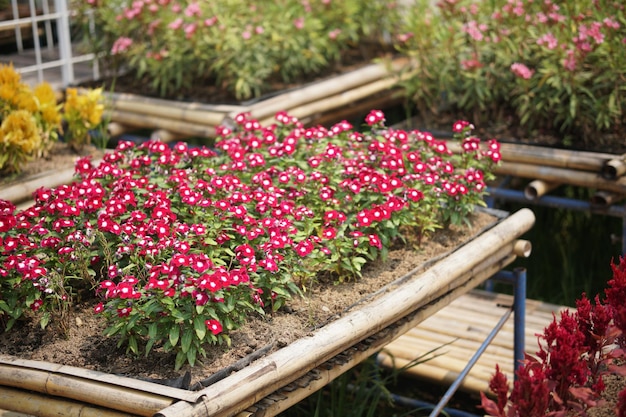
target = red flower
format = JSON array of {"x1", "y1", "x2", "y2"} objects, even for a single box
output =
[
  {"x1": 205, "y1": 319, "x2": 223, "y2": 335},
  {"x1": 94, "y1": 302, "x2": 104, "y2": 314},
  {"x1": 294, "y1": 238, "x2": 314, "y2": 257}
]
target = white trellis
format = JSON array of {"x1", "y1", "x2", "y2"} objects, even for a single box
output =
[{"x1": 0, "y1": 0, "x2": 98, "y2": 88}]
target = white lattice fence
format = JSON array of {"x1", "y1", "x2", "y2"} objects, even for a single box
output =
[{"x1": 0, "y1": 0, "x2": 98, "y2": 89}]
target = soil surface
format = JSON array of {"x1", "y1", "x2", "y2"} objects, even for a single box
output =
[{"x1": 0, "y1": 210, "x2": 497, "y2": 385}]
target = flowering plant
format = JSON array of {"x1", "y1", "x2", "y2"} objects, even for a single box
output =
[
  {"x1": 481, "y1": 256, "x2": 626, "y2": 416},
  {"x1": 395, "y1": 0, "x2": 626, "y2": 148},
  {"x1": 0, "y1": 64, "x2": 107, "y2": 173},
  {"x1": 0, "y1": 110, "x2": 499, "y2": 369},
  {"x1": 78, "y1": 0, "x2": 401, "y2": 100}
]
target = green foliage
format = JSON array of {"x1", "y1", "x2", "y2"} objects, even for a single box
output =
[
  {"x1": 80, "y1": 0, "x2": 402, "y2": 101},
  {"x1": 395, "y1": 0, "x2": 626, "y2": 148}
]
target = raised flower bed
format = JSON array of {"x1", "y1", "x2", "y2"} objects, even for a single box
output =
[{"x1": 0, "y1": 109, "x2": 532, "y2": 415}]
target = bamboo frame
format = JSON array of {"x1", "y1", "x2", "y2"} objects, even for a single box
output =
[
  {"x1": 235, "y1": 252, "x2": 519, "y2": 417},
  {"x1": 494, "y1": 161, "x2": 626, "y2": 195},
  {"x1": 0, "y1": 357, "x2": 198, "y2": 417},
  {"x1": 591, "y1": 191, "x2": 623, "y2": 207},
  {"x1": 0, "y1": 166, "x2": 77, "y2": 205},
  {"x1": 246, "y1": 57, "x2": 408, "y2": 122},
  {"x1": 156, "y1": 208, "x2": 535, "y2": 417}
]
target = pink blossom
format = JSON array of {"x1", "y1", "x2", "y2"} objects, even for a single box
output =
[
  {"x1": 510, "y1": 62, "x2": 534, "y2": 80},
  {"x1": 168, "y1": 17, "x2": 183, "y2": 30},
  {"x1": 184, "y1": 2, "x2": 200, "y2": 17},
  {"x1": 563, "y1": 49, "x2": 577, "y2": 71},
  {"x1": 204, "y1": 16, "x2": 217, "y2": 26},
  {"x1": 537, "y1": 33, "x2": 558, "y2": 50},
  {"x1": 242, "y1": 31, "x2": 252, "y2": 40},
  {"x1": 111, "y1": 37, "x2": 133, "y2": 55},
  {"x1": 184, "y1": 23, "x2": 197, "y2": 39},
  {"x1": 328, "y1": 29, "x2": 341, "y2": 40},
  {"x1": 293, "y1": 17, "x2": 305, "y2": 29}
]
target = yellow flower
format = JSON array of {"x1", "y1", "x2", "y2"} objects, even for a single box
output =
[
  {"x1": 0, "y1": 110, "x2": 41, "y2": 154},
  {"x1": 0, "y1": 63, "x2": 22, "y2": 87},
  {"x1": 34, "y1": 83, "x2": 62, "y2": 127}
]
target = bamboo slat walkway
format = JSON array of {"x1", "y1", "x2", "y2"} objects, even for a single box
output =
[{"x1": 377, "y1": 289, "x2": 568, "y2": 394}]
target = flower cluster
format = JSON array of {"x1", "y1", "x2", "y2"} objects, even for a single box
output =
[
  {"x1": 481, "y1": 256, "x2": 626, "y2": 416},
  {"x1": 79, "y1": 0, "x2": 401, "y2": 100},
  {"x1": 396, "y1": 0, "x2": 626, "y2": 147},
  {"x1": 0, "y1": 110, "x2": 499, "y2": 369},
  {"x1": 0, "y1": 64, "x2": 107, "y2": 173}
]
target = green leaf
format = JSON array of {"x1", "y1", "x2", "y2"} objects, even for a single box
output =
[
  {"x1": 181, "y1": 329, "x2": 192, "y2": 354},
  {"x1": 0, "y1": 300, "x2": 9, "y2": 313},
  {"x1": 169, "y1": 325, "x2": 180, "y2": 347},
  {"x1": 128, "y1": 336, "x2": 138, "y2": 355},
  {"x1": 194, "y1": 316, "x2": 207, "y2": 341},
  {"x1": 186, "y1": 346, "x2": 197, "y2": 367},
  {"x1": 40, "y1": 312, "x2": 51, "y2": 330},
  {"x1": 148, "y1": 323, "x2": 157, "y2": 340}
]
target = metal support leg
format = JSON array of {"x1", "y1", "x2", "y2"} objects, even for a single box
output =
[{"x1": 512, "y1": 268, "x2": 526, "y2": 374}]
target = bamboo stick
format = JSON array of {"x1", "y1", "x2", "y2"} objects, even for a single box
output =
[
  {"x1": 156, "y1": 208, "x2": 535, "y2": 417},
  {"x1": 494, "y1": 161, "x2": 626, "y2": 195},
  {"x1": 106, "y1": 110, "x2": 216, "y2": 138},
  {"x1": 524, "y1": 180, "x2": 561, "y2": 200},
  {"x1": 247, "y1": 57, "x2": 408, "y2": 121},
  {"x1": 0, "y1": 386, "x2": 137, "y2": 417}
]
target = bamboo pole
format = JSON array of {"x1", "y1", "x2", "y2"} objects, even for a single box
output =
[
  {"x1": 523, "y1": 180, "x2": 561, "y2": 200},
  {"x1": 443, "y1": 141, "x2": 618, "y2": 173},
  {"x1": 156, "y1": 208, "x2": 535, "y2": 417},
  {"x1": 247, "y1": 57, "x2": 408, "y2": 121},
  {"x1": 106, "y1": 110, "x2": 216, "y2": 138},
  {"x1": 494, "y1": 161, "x2": 626, "y2": 195},
  {"x1": 0, "y1": 386, "x2": 136, "y2": 417},
  {"x1": 0, "y1": 166, "x2": 76, "y2": 204}
]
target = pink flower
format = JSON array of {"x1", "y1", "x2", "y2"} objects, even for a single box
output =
[
  {"x1": 184, "y1": 2, "x2": 200, "y2": 17},
  {"x1": 168, "y1": 18, "x2": 183, "y2": 30},
  {"x1": 293, "y1": 17, "x2": 305, "y2": 29},
  {"x1": 365, "y1": 109, "x2": 385, "y2": 126},
  {"x1": 537, "y1": 33, "x2": 558, "y2": 50},
  {"x1": 111, "y1": 37, "x2": 133, "y2": 55},
  {"x1": 510, "y1": 62, "x2": 534, "y2": 80},
  {"x1": 242, "y1": 31, "x2": 252, "y2": 40}
]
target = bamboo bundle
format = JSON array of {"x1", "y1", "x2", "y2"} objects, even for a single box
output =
[
  {"x1": 257, "y1": 78, "x2": 402, "y2": 127},
  {"x1": 591, "y1": 191, "x2": 623, "y2": 207},
  {"x1": 155, "y1": 208, "x2": 535, "y2": 417},
  {"x1": 106, "y1": 110, "x2": 216, "y2": 138},
  {"x1": 247, "y1": 57, "x2": 408, "y2": 122},
  {"x1": 494, "y1": 161, "x2": 626, "y2": 195},
  {"x1": 0, "y1": 357, "x2": 197, "y2": 417},
  {"x1": 107, "y1": 94, "x2": 232, "y2": 128}
]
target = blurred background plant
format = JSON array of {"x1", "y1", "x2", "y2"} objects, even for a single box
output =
[
  {"x1": 0, "y1": 64, "x2": 107, "y2": 174},
  {"x1": 395, "y1": 0, "x2": 626, "y2": 150},
  {"x1": 76, "y1": 0, "x2": 402, "y2": 101}
]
